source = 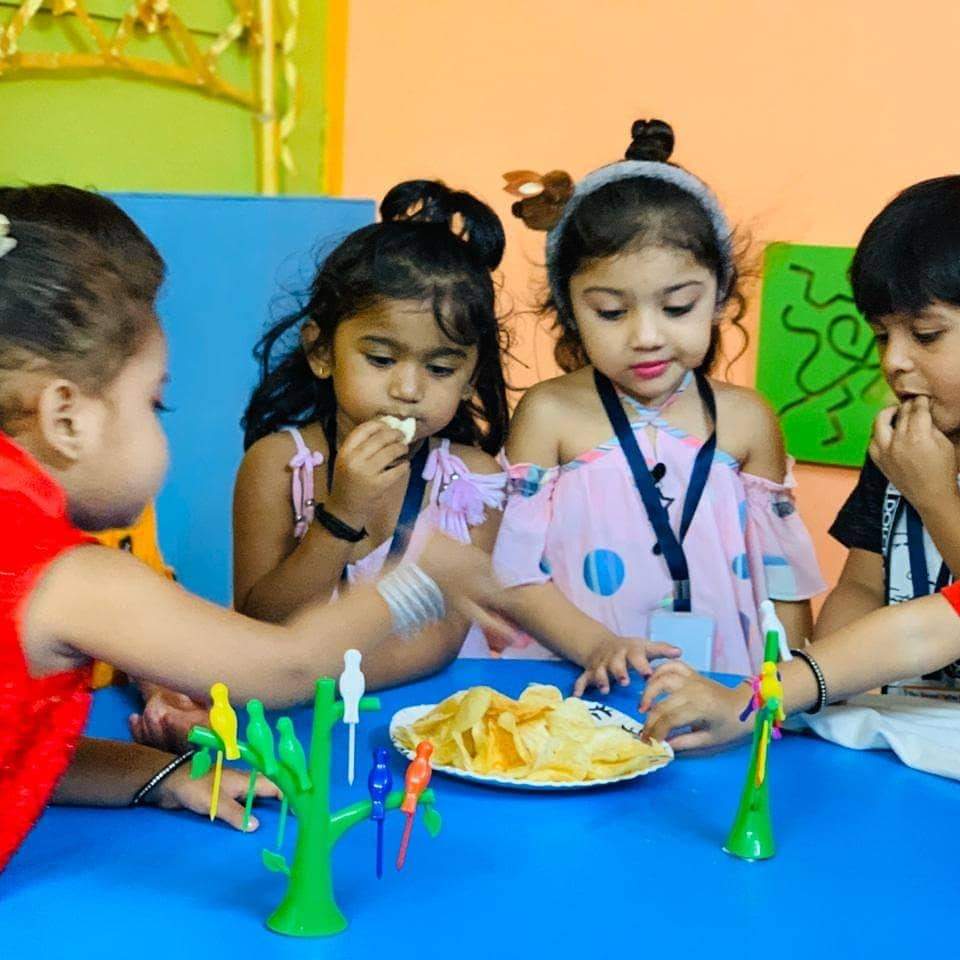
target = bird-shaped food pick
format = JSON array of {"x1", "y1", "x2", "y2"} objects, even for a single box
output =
[
  {"x1": 338, "y1": 649, "x2": 365, "y2": 786},
  {"x1": 241, "y1": 699, "x2": 277, "y2": 831},
  {"x1": 208, "y1": 682, "x2": 240, "y2": 821},
  {"x1": 739, "y1": 659, "x2": 786, "y2": 788},
  {"x1": 396, "y1": 741, "x2": 433, "y2": 871},
  {"x1": 246, "y1": 700, "x2": 278, "y2": 776},
  {"x1": 755, "y1": 697, "x2": 782, "y2": 788},
  {"x1": 759, "y1": 601, "x2": 793, "y2": 663},
  {"x1": 277, "y1": 717, "x2": 311, "y2": 791},
  {"x1": 273, "y1": 717, "x2": 310, "y2": 851},
  {"x1": 755, "y1": 662, "x2": 785, "y2": 787},
  {"x1": 367, "y1": 748, "x2": 393, "y2": 879}
]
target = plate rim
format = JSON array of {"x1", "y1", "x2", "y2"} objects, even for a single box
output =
[{"x1": 389, "y1": 699, "x2": 673, "y2": 791}]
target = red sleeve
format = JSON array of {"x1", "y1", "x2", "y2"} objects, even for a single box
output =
[
  {"x1": 940, "y1": 581, "x2": 960, "y2": 616},
  {"x1": 0, "y1": 488, "x2": 94, "y2": 674},
  {"x1": 0, "y1": 482, "x2": 94, "y2": 873}
]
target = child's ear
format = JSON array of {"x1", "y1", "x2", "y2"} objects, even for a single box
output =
[
  {"x1": 36, "y1": 379, "x2": 103, "y2": 462},
  {"x1": 300, "y1": 321, "x2": 332, "y2": 379}
]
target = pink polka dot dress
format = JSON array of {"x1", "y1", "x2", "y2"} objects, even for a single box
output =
[{"x1": 463, "y1": 378, "x2": 825, "y2": 674}]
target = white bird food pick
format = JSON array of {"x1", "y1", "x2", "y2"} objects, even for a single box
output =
[
  {"x1": 759, "y1": 599, "x2": 792, "y2": 662},
  {"x1": 339, "y1": 648, "x2": 365, "y2": 785},
  {"x1": 379, "y1": 415, "x2": 416, "y2": 444}
]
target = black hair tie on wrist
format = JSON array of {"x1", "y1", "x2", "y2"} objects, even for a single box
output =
[{"x1": 314, "y1": 503, "x2": 367, "y2": 543}]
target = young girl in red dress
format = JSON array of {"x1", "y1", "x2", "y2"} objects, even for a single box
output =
[{"x1": 0, "y1": 215, "x2": 510, "y2": 872}]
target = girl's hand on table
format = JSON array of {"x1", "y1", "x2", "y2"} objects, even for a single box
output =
[
  {"x1": 155, "y1": 766, "x2": 281, "y2": 831},
  {"x1": 573, "y1": 634, "x2": 680, "y2": 697},
  {"x1": 639, "y1": 661, "x2": 753, "y2": 751}
]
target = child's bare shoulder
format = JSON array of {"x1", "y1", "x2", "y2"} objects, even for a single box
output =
[
  {"x1": 237, "y1": 424, "x2": 327, "y2": 496},
  {"x1": 508, "y1": 368, "x2": 600, "y2": 466},
  {"x1": 447, "y1": 443, "x2": 502, "y2": 475},
  {"x1": 515, "y1": 368, "x2": 594, "y2": 423},
  {"x1": 711, "y1": 381, "x2": 785, "y2": 475},
  {"x1": 238, "y1": 424, "x2": 328, "y2": 478}
]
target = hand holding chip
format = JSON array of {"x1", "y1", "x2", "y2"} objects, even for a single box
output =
[
  {"x1": 573, "y1": 633, "x2": 681, "y2": 697},
  {"x1": 325, "y1": 419, "x2": 413, "y2": 531}
]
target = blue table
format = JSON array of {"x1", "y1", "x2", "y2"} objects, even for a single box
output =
[{"x1": 2, "y1": 660, "x2": 955, "y2": 958}]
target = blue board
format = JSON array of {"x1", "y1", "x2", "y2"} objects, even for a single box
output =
[{"x1": 111, "y1": 194, "x2": 375, "y2": 605}]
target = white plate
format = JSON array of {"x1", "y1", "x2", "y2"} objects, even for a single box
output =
[{"x1": 389, "y1": 700, "x2": 673, "y2": 791}]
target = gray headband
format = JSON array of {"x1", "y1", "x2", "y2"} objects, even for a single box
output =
[{"x1": 546, "y1": 160, "x2": 734, "y2": 329}]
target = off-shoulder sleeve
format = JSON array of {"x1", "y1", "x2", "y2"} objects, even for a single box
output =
[
  {"x1": 742, "y1": 461, "x2": 826, "y2": 601},
  {"x1": 490, "y1": 461, "x2": 561, "y2": 588}
]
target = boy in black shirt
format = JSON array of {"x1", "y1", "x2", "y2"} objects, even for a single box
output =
[{"x1": 822, "y1": 177, "x2": 960, "y2": 689}]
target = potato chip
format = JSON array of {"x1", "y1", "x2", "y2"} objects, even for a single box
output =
[
  {"x1": 486, "y1": 718, "x2": 526, "y2": 772},
  {"x1": 452, "y1": 687, "x2": 493, "y2": 733},
  {"x1": 496, "y1": 712, "x2": 531, "y2": 766},
  {"x1": 396, "y1": 684, "x2": 671, "y2": 783},
  {"x1": 518, "y1": 684, "x2": 563, "y2": 706}
]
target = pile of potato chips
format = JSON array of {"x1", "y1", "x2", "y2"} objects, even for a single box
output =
[{"x1": 394, "y1": 684, "x2": 671, "y2": 783}]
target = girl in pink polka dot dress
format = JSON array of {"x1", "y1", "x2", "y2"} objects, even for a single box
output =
[{"x1": 467, "y1": 119, "x2": 825, "y2": 690}]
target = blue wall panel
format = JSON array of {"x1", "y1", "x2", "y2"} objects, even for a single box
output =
[{"x1": 112, "y1": 194, "x2": 375, "y2": 604}]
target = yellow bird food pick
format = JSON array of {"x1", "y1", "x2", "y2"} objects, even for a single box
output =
[{"x1": 208, "y1": 682, "x2": 240, "y2": 820}]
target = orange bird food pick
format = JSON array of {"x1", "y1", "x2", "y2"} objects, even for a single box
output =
[
  {"x1": 396, "y1": 741, "x2": 433, "y2": 871},
  {"x1": 208, "y1": 682, "x2": 240, "y2": 820}
]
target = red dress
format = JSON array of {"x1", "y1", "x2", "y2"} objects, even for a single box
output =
[
  {"x1": 941, "y1": 581, "x2": 960, "y2": 614},
  {"x1": 0, "y1": 432, "x2": 94, "y2": 871}
]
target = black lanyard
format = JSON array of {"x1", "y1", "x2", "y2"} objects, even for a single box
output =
[
  {"x1": 594, "y1": 369, "x2": 716, "y2": 612},
  {"x1": 326, "y1": 432, "x2": 429, "y2": 579},
  {"x1": 904, "y1": 501, "x2": 951, "y2": 597}
]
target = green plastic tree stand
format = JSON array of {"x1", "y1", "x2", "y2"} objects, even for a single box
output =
[{"x1": 189, "y1": 677, "x2": 441, "y2": 937}]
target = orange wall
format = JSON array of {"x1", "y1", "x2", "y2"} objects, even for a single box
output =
[{"x1": 341, "y1": 1, "x2": 960, "y2": 602}]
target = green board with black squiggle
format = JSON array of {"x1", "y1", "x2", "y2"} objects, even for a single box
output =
[{"x1": 755, "y1": 242, "x2": 892, "y2": 468}]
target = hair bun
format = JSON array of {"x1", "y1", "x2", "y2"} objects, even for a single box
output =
[
  {"x1": 625, "y1": 119, "x2": 674, "y2": 163},
  {"x1": 380, "y1": 179, "x2": 504, "y2": 271},
  {"x1": 507, "y1": 170, "x2": 574, "y2": 233},
  {"x1": 380, "y1": 179, "x2": 452, "y2": 226}
]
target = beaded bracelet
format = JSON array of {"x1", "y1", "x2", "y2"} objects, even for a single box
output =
[
  {"x1": 130, "y1": 749, "x2": 197, "y2": 807},
  {"x1": 790, "y1": 648, "x2": 829, "y2": 715}
]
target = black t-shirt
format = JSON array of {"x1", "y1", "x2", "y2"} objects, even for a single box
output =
[
  {"x1": 830, "y1": 455, "x2": 960, "y2": 685},
  {"x1": 828, "y1": 456, "x2": 888, "y2": 555}
]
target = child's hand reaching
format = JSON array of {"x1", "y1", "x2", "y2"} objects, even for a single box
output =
[
  {"x1": 417, "y1": 533, "x2": 521, "y2": 649},
  {"x1": 572, "y1": 633, "x2": 680, "y2": 697},
  {"x1": 639, "y1": 660, "x2": 753, "y2": 751},
  {"x1": 130, "y1": 686, "x2": 209, "y2": 754},
  {"x1": 869, "y1": 397, "x2": 959, "y2": 514},
  {"x1": 155, "y1": 764, "x2": 281, "y2": 831}
]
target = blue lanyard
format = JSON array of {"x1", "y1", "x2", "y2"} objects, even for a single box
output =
[
  {"x1": 904, "y1": 501, "x2": 951, "y2": 597},
  {"x1": 594, "y1": 369, "x2": 716, "y2": 612},
  {"x1": 387, "y1": 440, "x2": 430, "y2": 561}
]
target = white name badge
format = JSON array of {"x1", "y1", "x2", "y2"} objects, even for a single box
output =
[{"x1": 648, "y1": 611, "x2": 715, "y2": 672}]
